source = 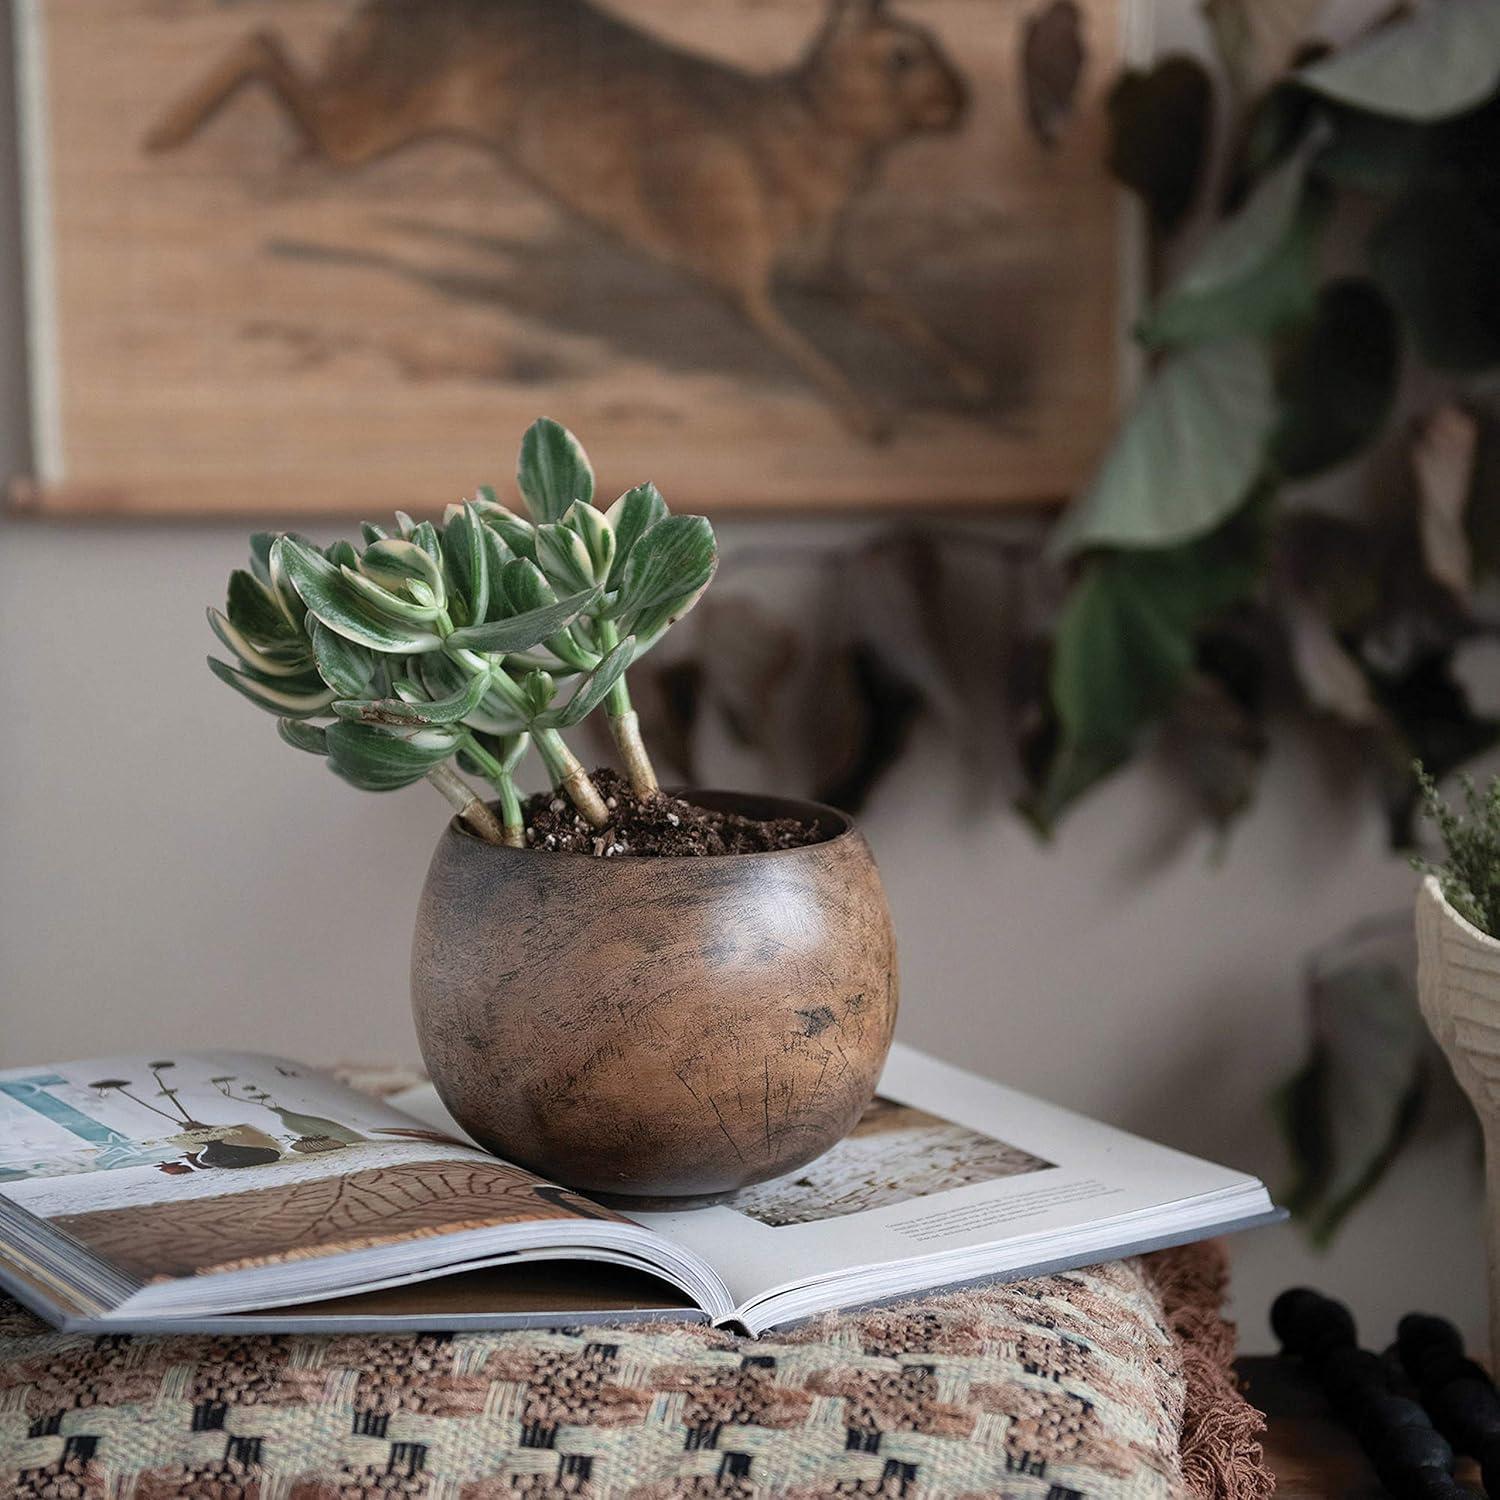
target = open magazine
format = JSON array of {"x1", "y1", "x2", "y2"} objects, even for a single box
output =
[{"x1": 0, "y1": 1045, "x2": 1279, "y2": 1335}]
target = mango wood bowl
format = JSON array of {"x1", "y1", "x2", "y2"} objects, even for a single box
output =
[{"x1": 410, "y1": 790, "x2": 898, "y2": 1200}]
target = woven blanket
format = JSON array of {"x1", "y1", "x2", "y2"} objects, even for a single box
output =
[{"x1": 0, "y1": 1241, "x2": 1267, "y2": 1499}]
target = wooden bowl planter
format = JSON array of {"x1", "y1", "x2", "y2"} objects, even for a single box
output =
[
  {"x1": 411, "y1": 791, "x2": 899, "y2": 1200},
  {"x1": 1415, "y1": 874, "x2": 1500, "y2": 1366}
]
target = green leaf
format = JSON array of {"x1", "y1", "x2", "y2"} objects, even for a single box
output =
[
  {"x1": 1106, "y1": 56, "x2": 1214, "y2": 232},
  {"x1": 324, "y1": 721, "x2": 462, "y2": 791},
  {"x1": 226, "y1": 569, "x2": 299, "y2": 644},
  {"x1": 1297, "y1": 0, "x2": 1500, "y2": 122},
  {"x1": 520, "y1": 670, "x2": 557, "y2": 719},
  {"x1": 444, "y1": 587, "x2": 600, "y2": 653},
  {"x1": 1371, "y1": 184, "x2": 1500, "y2": 373},
  {"x1": 208, "y1": 656, "x2": 338, "y2": 719},
  {"x1": 498, "y1": 557, "x2": 557, "y2": 614},
  {"x1": 563, "y1": 500, "x2": 615, "y2": 582},
  {"x1": 517, "y1": 417, "x2": 594, "y2": 522},
  {"x1": 337, "y1": 562, "x2": 445, "y2": 625},
  {"x1": 277, "y1": 718, "x2": 328, "y2": 756},
  {"x1": 249, "y1": 532, "x2": 275, "y2": 587},
  {"x1": 1276, "y1": 921, "x2": 1427, "y2": 1245},
  {"x1": 207, "y1": 607, "x2": 311, "y2": 678},
  {"x1": 359, "y1": 521, "x2": 389, "y2": 546},
  {"x1": 359, "y1": 538, "x2": 447, "y2": 610},
  {"x1": 309, "y1": 619, "x2": 377, "y2": 697},
  {"x1": 1029, "y1": 500, "x2": 1269, "y2": 828},
  {"x1": 333, "y1": 667, "x2": 492, "y2": 727},
  {"x1": 393, "y1": 510, "x2": 417, "y2": 539},
  {"x1": 1273, "y1": 277, "x2": 1401, "y2": 477},
  {"x1": 609, "y1": 515, "x2": 718, "y2": 632},
  {"x1": 1052, "y1": 340, "x2": 1275, "y2": 555},
  {"x1": 479, "y1": 526, "x2": 514, "y2": 620},
  {"x1": 476, "y1": 491, "x2": 538, "y2": 561},
  {"x1": 440, "y1": 501, "x2": 490, "y2": 626},
  {"x1": 275, "y1": 537, "x2": 443, "y2": 654},
  {"x1": 326, "y1": 539, "x2": 359, "y2": 571},
  {"x1": 536, "y1": 521, "x2": 599, "y2": 595},
  {"x1": 604, "y1": 482, "x2": 669, "y2": 591},
  {"x1": 537, "y1": 636, "x2": 636, "y2": 728}
]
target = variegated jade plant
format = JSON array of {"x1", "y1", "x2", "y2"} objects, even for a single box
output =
[{"x1": 207, "y1": 419, "x2": 717, "y2": 848}]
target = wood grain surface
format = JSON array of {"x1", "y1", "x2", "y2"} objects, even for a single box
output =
[{"x1": 411, "y1": 792, "x2": 899, "y2": 1197}]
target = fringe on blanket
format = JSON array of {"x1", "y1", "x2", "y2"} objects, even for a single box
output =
[{"x1": 1143, "y1": 1240, "x2": 1274, "y2": 1500}]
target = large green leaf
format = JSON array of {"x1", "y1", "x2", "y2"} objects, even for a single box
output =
[
  {"x1": 206, "y1": 607, "x2": 311, "y2": 678},
  {"x1": 1273, "y1": 278, "x2": 1400, "y2": 477},
  {"x1": 1052, "y1": 340, "x2": 1275, "y2": 555},
  {"x1": 1371, "y1": 184, "x2": 1500, "y2": 373},
  {"x1": 207, "y1": 656, "x2": 338, "y2": 719},
  {"x1": 338, "y1": 564, "x2": 444, "y2": 625},
  {"x1": 333, "y1": 667, "x2": 493, "y2": 727},
  {"x1": 1029, "y1": 500, "x2": 1269, "y2": 828},
  {"x1": 226, "y1": 569, "x2": 298, "y2": 644},
  {"x1": 517, "y1": 417, "x2": 594, "y2": 522},
  {"x1": 275, "y1": 537, "x2": 443, "y2": 654},
  {"x1": 536, "y1": 636, "x2": 636, "y2": 728},
  {"x1": 476, "y1": 490, "x2": 538, "y2": 561},
  {"x1": 1106, "y1": 56, "x2": 1213, "y2": 232},
  {"x1": 604, "y1": 482, "x2": 668, "y2": 589},
  {"x1": 309, "y1": 619, "x2": 377, "y2": 697},
  {"x1": 1297, "y1": 0, "x2": 1500, "y2": 122},
  {"x1": 440, "y1": 501, "x2": 489, "y2": 626},
  {"x1": 359, "y1": 538, "x2": 447, "y2": 610},
  {"x1": 324, "y1": 722, "x2": 463, "y2": 791},
  {"x1": 1143, "y1": 132, "x2": 1323, "y2": 346},
  {"x1": 277, "y1": 718, "x2": 328, "y2": 756},
  {"x1": 535, "y1": 521, "x2": 599, "y2": 595},
  {"x1": 609, "y1": 515, "x2": 718, "y2": 631},
  {"x1": 444, "y1": 587, "x2": 599, "y2": 654}
]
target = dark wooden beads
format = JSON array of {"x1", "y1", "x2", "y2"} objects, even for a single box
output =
[
  {"x1": 1396, "y1": 1310, "x2": 1500, "y2": 1494},
  {"x1": 1271, "y1": 1288, "x2": 1468, "y2": 1500}
]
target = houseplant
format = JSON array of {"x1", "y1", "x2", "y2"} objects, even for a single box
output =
[
  {"x1": 207, "y1": 419, "x2": 898, "y2": 1199},
  {"x1": 1413, "y1": 770, "x2": 1500, "y2": 1366}
]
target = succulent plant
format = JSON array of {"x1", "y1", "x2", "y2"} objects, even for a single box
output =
[{"x1": 207, "y1": 419, "x2": 717, "y2": 846}]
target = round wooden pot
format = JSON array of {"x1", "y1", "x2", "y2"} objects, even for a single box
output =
[{"x1": 410, "y1": 790, "x2": 898, "y2": 1199}]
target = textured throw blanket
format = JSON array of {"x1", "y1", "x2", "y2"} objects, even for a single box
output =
[{"x1": 0, "y1": 1240, "x2": 1267, "y2": 1498}]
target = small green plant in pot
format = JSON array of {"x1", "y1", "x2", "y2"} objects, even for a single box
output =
[
  {"x1": 208, "y1": 420, "x2": 898, "y2": 1200},
  {"x1": 1413, "y1": 768, "x2": 1500, "y2": 1367}
]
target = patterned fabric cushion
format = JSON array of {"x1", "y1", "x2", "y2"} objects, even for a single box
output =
[{"x1": 0, "y1": 1244, "x2": 1268, "y2": 1499}]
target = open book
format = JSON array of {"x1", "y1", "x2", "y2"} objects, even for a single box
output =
[{"x1": 0, "y1": 1045, "x2": 1279, "y2": 1335}]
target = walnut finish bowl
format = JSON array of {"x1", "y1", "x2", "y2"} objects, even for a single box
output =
[{"x1": 410, "y1": 790, "x2": 898, "y2": 1199}]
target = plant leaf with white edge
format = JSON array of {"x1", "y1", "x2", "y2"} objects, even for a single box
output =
[
  {"x1": 604, "y1": 482, "x2": 668, "y2": 589},
  {"x1": 207, "y1": 607, "x2": 312, "y2": 678},
  {"x1": 626, "y1": 577, "x2": 714, "y2": 656},
  {"x1": 1051, "y1": 340, "x2": 1275, "y2": 556},
  {"x1": 1297, "y1": 0, "x2": 1500, "y2": 122},
  {"x1": 359, "y1": 538, "x2": 447, "y2": 609},
  {"x1": 410, "y1": 520, "x2": 443, "y2": 567},
  {"x1": 360, "y1": 522, "x2": 389, "y2": 546},
  {"x1": 275, "y1": 537, "x2": 443, "y2": 654},
  {"x1": 393, "y1": 510, "x2": 417, "y2": 540},
  {"x1": 480, "y1": 527, "x2": 514, "y2": 620},
  {"x1": 227, "y1": 569, "x2": 299, "y2": 644},
  {"x1": 333, "y1": 667, "x2": 492, "y2": 727},
  {"x1": 517, "y1": 417, "x2": 594, "y2": 522},
  {"x1": 441, "y1": 501, "x2": 490, "y2": 626},
  {"x1": 277, "y1": 718, "x2": 328, "y2": 756},
  {"x1": 324, "y1": 721, "x2": 462, "y2": 791},
  {"x1": 249, "y1": 532, "x2": 275, "y2": 587},
  {"x1": 208, "y1": 656, "x2": 338, "y2": 719},
  {"x1": 338, "y1": 563, "x2": 444, "y2": 625},
  {"x1": 326, "y1": 539, "x2": 359, "y2": 571},
  {"x1": 536, "y1": 521, "x2": 598, "y2": 595},
  {"x1": 476, "y1": 488, "x2": 538, "y2": 561},
  {"x1": 444, "y1": 588, "x2": 600, "y2": 654},
  {"x1": 520, "y1": 670, "x2": 557, "y2": 719},
  {"x1": 499, "y1": 557, "x2": 557, "y2": 615},
  {"x1": 310, "y1": 619, "x2": 377, "y2": 697},
  {"x1": 537, "y1": 636, "x2": 636, "y2": 728},
  {"x1": 563, "y1": 500, "x2": 615, "y2": 582},
  {"x1": 267, "y1": 532, "x2": 315, "y2": 630},
  {"x1": 608, "y1": 515, "x2": 718, "y2": 631}
]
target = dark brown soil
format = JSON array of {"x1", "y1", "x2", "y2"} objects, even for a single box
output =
[{"x1": 521, "y1": 770, "x2": 826, "y2": 857}]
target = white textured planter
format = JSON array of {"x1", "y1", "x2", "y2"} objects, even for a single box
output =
[{"x1": 1416, "y1": 874, "x2": 1500, "y2": 1366}]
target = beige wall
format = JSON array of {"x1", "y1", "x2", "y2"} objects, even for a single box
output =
[{"x1": 0, "y1": 5, "x2": 1483, "y2": 1354}]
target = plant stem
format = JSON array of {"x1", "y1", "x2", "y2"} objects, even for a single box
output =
[
  {"x1": 425, "y1": 764, "x2": 506, "y2": 845},
  {"x1": 534, "y1": 727, "x2": 609, "y2": 827},
  {"x1": 595, "y1": 620, "x2": 659, "y2": 797},
  {"x1": 458, "y1": 733, "x2": 527, "y2": 848}
]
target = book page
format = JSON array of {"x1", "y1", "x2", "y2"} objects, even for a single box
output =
[
  {"x1": 0, "y1": 1052, "x2": 623, "y2": 1288},
  {"x1": 625, "y1": 1044, "x2": 1269, "y2": 1313}
]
